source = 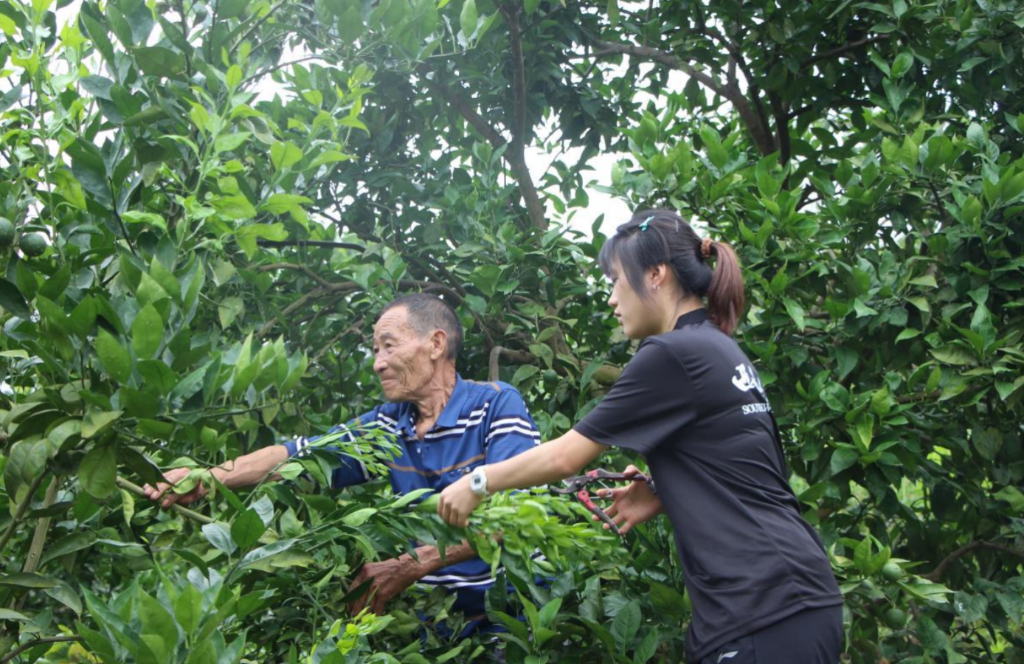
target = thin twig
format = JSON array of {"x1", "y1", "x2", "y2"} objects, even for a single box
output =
[
  {"x1": 923, "y1": 541, "x2": 1024, "y2": 581},
  {"x1": 0, "y1": 473, "x2": 48, "y2": 564},
  {"x1": 0, "y1": 636, "x2": 83, "y2": 663},
  {"x1": 801, "y1": 36, "x2": 889, "y2": 69},
  {"x1": 256, "y1": 239, "x2": 365, "y2": 251}
]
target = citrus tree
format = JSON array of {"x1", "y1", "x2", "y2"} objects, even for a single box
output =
[{"x1": 1, "y1": 0, "x2": 1022, "y2": 662}]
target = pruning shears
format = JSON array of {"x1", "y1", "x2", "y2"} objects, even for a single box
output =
[{"x1": 551, "y1": 469, "x2": 654, "y2": 537}]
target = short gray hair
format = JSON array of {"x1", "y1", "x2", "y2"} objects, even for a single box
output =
[{"x1": 379, "y1": 294, "x2": 463, "y2": 361}]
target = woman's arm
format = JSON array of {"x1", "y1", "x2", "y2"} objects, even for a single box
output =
[{"x1": 438, "y1": 430, "x2": 606, "y2": 527}]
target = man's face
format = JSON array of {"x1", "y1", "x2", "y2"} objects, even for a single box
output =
[{"x1": 372, "y1": 307, "x2": 438, "y2": 402}]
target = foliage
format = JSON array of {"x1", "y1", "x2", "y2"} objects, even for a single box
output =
[{"x1": 1, "y1": 0, "x2": 1022, "y2": 661}]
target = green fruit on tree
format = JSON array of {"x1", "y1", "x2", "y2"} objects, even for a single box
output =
[
  {"x1": 881, "y1": 561, "x2": 904, "y2": 582},
  {"x1": 0, "y1": 217, "x2": 14, "y2": 247},
  {"x1": 883, "y1": 607, "x2": 908, "y2": 629},
  {"x1": 19, "y1": 232, "x2": 47, "y2": 257}
]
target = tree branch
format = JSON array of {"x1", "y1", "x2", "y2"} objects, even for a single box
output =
[
  {"x1": 801, "y1": 36, "x2": 889, "y2": 70},
  {"x1": 0, "y1": 473, "x2": 47, "y2": 565},
  {"x1": 590, "y1": 39, "x2": 776, "y2": 156},
  {"x1": 923, "y1": 541, "x2": 1024, "y2": 581},
  {"x1": 0, "y1": 636, "x2": 82, "y2": 664},
  {"x1": 256, "y1": 279, "x2": 463, "y2": 337},
  {"x1": 488, "y1": 346, "x2": 537, "y2": 382},
  {"x1": 256, "y1": 239, "x2": 365, "y2": 251},
  {"x1": 258, "y1": 262, "x2": 336, "y2": 288},
  {"x1": 20, "y1": 479, "x2": 58, "y2": 575}
]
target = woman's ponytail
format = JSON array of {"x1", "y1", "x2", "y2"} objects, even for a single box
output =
[{"x1": 706, "y1": 241, "x2": 745, "y2": 336}]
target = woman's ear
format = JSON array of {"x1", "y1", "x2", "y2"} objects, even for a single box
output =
[{"x1": 648, "y1": 265, "x2": 669, "y2": 290}]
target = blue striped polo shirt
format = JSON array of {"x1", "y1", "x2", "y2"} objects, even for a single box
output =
[{"x1": 283, "y1": 374, "x2": 541, "y2": 624}]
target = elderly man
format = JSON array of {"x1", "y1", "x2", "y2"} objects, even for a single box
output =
[{"x1": 143, "y1": 293, "x2": 540, "y2": 634}]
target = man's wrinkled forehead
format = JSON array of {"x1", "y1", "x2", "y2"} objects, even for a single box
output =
[{"x1": 373, "y1": 306, "x2": 413, "y2": 341}]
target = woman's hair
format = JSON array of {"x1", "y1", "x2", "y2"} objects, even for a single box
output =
[{"x1": 598, "y1": 209, "x2": 745, "y2": 336}]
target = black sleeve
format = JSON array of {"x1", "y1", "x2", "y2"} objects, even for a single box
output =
[{"x1": 573, "y1": 340, "x2": 697, "y2": 456}]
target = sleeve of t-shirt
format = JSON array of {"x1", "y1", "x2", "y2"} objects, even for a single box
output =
[
  {"x1": 573, "y1": 340, "x2": 697, "y2": 456},
  {"x1": 483, "y1": 388, "x2": 542, "y2": 464},
  {"x1": 282, "y1": 409, "x2": 380, "y2": 489}
]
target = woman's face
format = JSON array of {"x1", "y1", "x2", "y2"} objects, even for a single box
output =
[{"x1": 607, "y1": 259, "x2": 659, "y2": 340}]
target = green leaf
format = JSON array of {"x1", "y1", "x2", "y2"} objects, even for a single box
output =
[
  {"x1": 214, "y1": 132, "x2": 251, "y2": 154},
  {"x1": 131, "y1": 303, "x2": 164, "y2": 359},
  {"x1": 96, "y1": 329, "x2": 133, "y2": 383},
  {"x1": 890, "y1": 52, "x2": 914, "y2": 78},
  {"x1": 930, "y1": 345, "x2": 975, "y2": 366},
  {"x1": 212, "y1": 194, "x2": 257, "y2": 220},
  {"x1": 236, "y1": 223, "x2": 287, "y2": 259},
  {"x1": 261, "y1": 194, "x2": 313, "y2": 214},
  {"x1": 972, "y1": 428, "x2": 1002, "y2": 461},
  {"x1": 202, "y1": 522, "x2": 238, "y2": 554},
  {"x1": 79, "y1": 445, "x2": 117, "y2": 498},
  {"x1": 994, "y1": 486, "x2": 1024, "y2": 513},
  {"x1": 138, "y1": 588, "x2": 178, "y2": 652},
  {"x1": 830, "y1": 448, "x2": 858, "y2": 475},
  {"x1": 0, "y1": 279, "x2": 32, "y2": 319},
  {"x1": 218, "y1": 296, "x2": 245, "y2": 328},
  {"x1": 0, "y1": 573, "x2": 59, "y2": 589},
  {"x1": 611, "y1": 599, "x2": 641, "y2": 654},
  {"x1": 240, "y1": 539, "x2": 296, "y2": 567},
  {"x1": 231, "y1": 508, "x2": 267, "y2": 549},
  {"x1": 895, "y1": 328, "x2": 920, "y2": 343},
  {"x1": 961, "y1": 196, "x2": 982, "y2": 225},
  {"x1": 459, "y1": 0, "x2": 477, "y2": 37},
  {"x1": 270, "y1": 141, "x2": 303, "y2": 171},
  {"x1": 342, "y1": 507, "x2": 378, "y2": 527},
  {"x1": 308, "y1": 150, "x2": 351, "y2": 169},
  {"x1": 782, "y1": 297, "x2": 805, "y2": 330},
  {"x1": 133, "y1": 46, "x2": 186, "y2": 78},
  {"x1": 175, "y1": 584, "x2": 204, "y2": 636}
]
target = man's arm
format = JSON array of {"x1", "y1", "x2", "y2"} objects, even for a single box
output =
[
  {"x1": 143, "y1": 445, "x2": 290, "y2": 508},
  {"x1": 347, "y1": 540, "x2": 481, "y2": 616}
]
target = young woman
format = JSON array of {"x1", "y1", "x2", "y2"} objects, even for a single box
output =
[{"x1": 438, "y1": 210, "x2": 843, "y2": 663}]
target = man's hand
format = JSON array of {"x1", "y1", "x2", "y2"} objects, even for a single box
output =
[
  {"x1": 142, "y1": 468, "x2": 207, "y2": 508},
  {"x1": 347, "y1": 556, "x2": 424, "y2": 616},
  {"x1": 595, "y1": 465, "x2": 663, "y2": 535},
  {"x1": 437, "y1": 474, "x2": 483, "y2": 528}
]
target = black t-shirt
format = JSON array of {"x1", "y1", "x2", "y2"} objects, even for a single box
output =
[{"x1": 574, "y1": 309, "x2": 841, "y2": 662}]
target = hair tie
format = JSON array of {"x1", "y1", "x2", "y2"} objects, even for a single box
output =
[
  {"x1": 639, "y1": 216, "x2": 654, "y2": 232},
  {"x1": 700, "y1": 237, "x2": 713, "y2": 259}
]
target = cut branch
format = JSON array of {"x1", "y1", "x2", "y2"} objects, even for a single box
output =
[
  {"x1": 116, "y1": 477, "x2": 216, "y2": 525},
  {"x1": 590, "y1": 40, "x2": 776, "y2": 156},
  {"x1": 923, "y1": 541, "x2": 1024, "y2": 581}
]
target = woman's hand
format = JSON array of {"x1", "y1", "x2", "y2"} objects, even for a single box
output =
[
  {"x1": 596, "y1": 465, "x2": 663, "y2": 535},
  {"x1": 438, "y1": 474, "x2": 484, "y2": 528}
]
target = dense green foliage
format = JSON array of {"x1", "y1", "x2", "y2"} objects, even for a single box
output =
[{"x1": 1, "y1": 0, "x2": 1022, "y2": 661}]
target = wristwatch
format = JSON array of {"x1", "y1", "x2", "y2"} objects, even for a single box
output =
[{"x1": 469, "y1": 466, "x2": 489, "y2": 497}]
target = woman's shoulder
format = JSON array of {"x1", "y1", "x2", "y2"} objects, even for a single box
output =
[{"x1": 648, "y1": 321, "x2": 738, "y2": 355}]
